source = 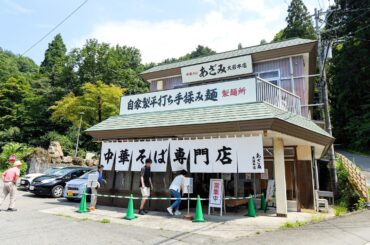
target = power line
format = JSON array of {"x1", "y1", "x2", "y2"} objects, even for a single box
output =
[{"x1": 22, "y1": 0, "x2": 88, "y2": 56}]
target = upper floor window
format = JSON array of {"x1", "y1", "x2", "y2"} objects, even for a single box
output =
[{"x1": 258, "y1": 70, "x2": 281, "y2": 87}]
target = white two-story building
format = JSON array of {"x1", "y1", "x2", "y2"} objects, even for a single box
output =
[{"x1": 86, "y1": 38, "x2": 333, "y2": 217}]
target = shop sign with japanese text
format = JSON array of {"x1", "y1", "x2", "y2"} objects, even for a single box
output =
[
  {"x1": 181, "y1": 55, "x2": 253, "y2": 83},
  {"x1": 120, "y1": 78, "x2": 256, "y2": 115},
  {"x1": 209, "y1": 179, "x2": 224, "y2": 208},
  {"x1": 100, "y1": 136, "x2": 264, "y2": 174}
]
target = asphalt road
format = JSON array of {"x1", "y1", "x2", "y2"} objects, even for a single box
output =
[
  {"x1": 1, "y1": 186, "x2": 370, "y2": 245},
  {"x1": 234, "y1": 210, "x2": 370, "y2": 245},
  {"x1": 0, "y1": 189, "x2": 220, "y2": 245}
]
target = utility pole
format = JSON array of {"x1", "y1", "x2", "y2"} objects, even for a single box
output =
[
  {"x1": 75, "y1": 112, "x2": 85, "y2": 157},
  {"x1": 314, "y1": 8, "x2": 338, "y2": 192}
]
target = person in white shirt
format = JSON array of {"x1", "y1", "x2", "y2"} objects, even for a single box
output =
[{"x1": 167, "y1": 170, "x2": 187, "y2": 216}]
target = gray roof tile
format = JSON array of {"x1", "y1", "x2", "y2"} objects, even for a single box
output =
[
  {"x1": 86, "y1": 102, "x2": 331, "y2": 138},
  {"x1": 141, "y1": 38, "x2": 316, "y2": 74}
]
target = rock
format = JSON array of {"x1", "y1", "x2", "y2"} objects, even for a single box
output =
[
  {"x1": 27, "y1": 147, "x2": 49, "y2": 174},
  {"x1": 48, "y1": 141, "x2": 64, "y2": 157},
  {"x1": 72, "y1": 157, "x2": 84, "y2": 166},
  {"x1": 85, "y1": 159, "x2": 93, "y2": 166},
  {"x1": 93, "y1": 159, "x2": 99, "y2": 166},
  {"x1": 85, "y1": 152, "x2": 96, "y2": 160},
  {"x1": 62, "y1": 156, "x2": 73, "y2": 164}
]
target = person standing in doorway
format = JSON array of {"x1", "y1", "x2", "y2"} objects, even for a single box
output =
[
  {"x1": 167, "y1": 170, "x2": 187, "y2": 216},
  {"x1": 89, "y1": 165, "x2": 105, "y2": 211},
  {"x1": 139, "y1": 158, "x2": 153, "y2": 215},
  {"x1": 0, "y1": 160, "x2": 22, "y2": 211}
]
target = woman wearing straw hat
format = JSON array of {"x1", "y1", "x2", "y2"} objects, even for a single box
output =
[{"x1": 0, "y1": 160, "x2": 22, "y2": 211}]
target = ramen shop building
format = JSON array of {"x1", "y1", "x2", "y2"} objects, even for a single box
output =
[{"x1": 86, "y1": 38, "x2": 334, "y2": 217}]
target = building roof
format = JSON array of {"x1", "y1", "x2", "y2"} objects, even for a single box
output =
[
  {"x1": 141, "y1": 38, "x2": 316, "y2": 76},
  {"x1": 86, "y1": 102, "x2": 333, "y2": 147}
]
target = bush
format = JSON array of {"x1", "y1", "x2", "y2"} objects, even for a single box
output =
[
  {"x1": 0, "y1": 142, "x2": 33, "y2": 175},
  {"x1": 40, "y1": 131, "x2": 74, "y2": 156},
  {"x1": 335, "y1": 158, "x2": 365, "y2": 211}
]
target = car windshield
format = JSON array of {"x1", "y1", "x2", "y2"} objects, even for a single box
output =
[
  {"x1": 52, "y1": 168, "x2": 76, "y2": 176},
  {"x1": 79, "y1": 171, "x2": 97, "y2": 179},
  {"x1": 44, "y1": 168, "x2": 62, "y2": 175}
]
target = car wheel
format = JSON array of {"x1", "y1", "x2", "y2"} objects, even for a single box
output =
[{"x1": 51, "y1": 185, "x2": 64, "y2": 198}]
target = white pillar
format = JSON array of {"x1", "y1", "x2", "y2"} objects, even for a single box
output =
[{"x1": 273, "y1": 137, "x2": 287, "y2": 217}]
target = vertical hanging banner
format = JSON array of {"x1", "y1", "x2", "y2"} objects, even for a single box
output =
[
  {"x1": 236, "y1": 136, "x2": 264, "y2": 173},
  {"x1": 148, "y1": 140, "x2": 170, "y2": 172},
  {"x1": 169, "y1": 140, "x2": 189, "y2": 172},
  {"x1": 130, "y1": 141, "x2": 150, "y2": 171},
  {"x1": 211, "y1": 138, "x2": 238, "y2": 173},
  {"x1": 114, "y1": 143, "x2": 133, "y2": 171},
  {"x1": 188, "y1": 139, "x2": 213, "y2": 173},
  {"x1": 100, "y1": 142, "x2": 119, "y2": 171}
]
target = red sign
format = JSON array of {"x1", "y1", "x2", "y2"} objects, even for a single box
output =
[{"x1": 9, "y1": 155, "x2": 16, "y2": 162}]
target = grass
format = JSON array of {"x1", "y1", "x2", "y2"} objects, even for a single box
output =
[
  {"x1": 281, "y1": 220, "x2": 307, "y2": 229},
  {"x1": 255, "y1": 231, "x2": 261, "y2": 235},
  {"x1": 56, "y1": 214, "x2": 73, "y2": 219},
  {"x1": 281, "y1": 214, "x2": 326, "y2": 229},
  {"x1": 99, "y1": 219, "x2": 111, "y2": 223},
  {"x1": 334, "y1": 206, "x2": 348, "y2": 216}
]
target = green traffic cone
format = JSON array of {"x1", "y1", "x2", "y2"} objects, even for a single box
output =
[
  {"x1": 78, "y1": 191, "x2": 88, "y2": 213},
  {"x1": 260, "y1": 193, "x2": 267, "y2": 211},
  {"x1": 245, "y1": 195, "x2": 256, "y2": 217},
  {"x1": 193, "y1": 195, "x2": 205, "y2": 222},
  {"x1": 124, "y1": 194, "x2": 137, "y2": 220}
]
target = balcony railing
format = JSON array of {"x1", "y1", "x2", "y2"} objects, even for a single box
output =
[{"x1": 256, "y1": 77, "x2": 307, "y2": 117}]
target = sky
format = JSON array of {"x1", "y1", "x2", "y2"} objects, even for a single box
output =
[{"x1": 0, "y1": 0, "x2": 330, "y2": 65}]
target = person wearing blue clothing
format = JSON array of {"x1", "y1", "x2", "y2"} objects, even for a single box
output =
[
  {"x1": 89, "y1": 165, "x2": 105, "y2": 211},
  {"x1": 167, "y1": 170, "x2": 187, "y2": 216}
]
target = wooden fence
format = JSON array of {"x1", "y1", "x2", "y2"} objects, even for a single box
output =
[{"x1": 337, "y1": 153, "x2": 369, "y2": 201}]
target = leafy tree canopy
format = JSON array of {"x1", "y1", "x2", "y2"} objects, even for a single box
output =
[
  {"x1": 0, "y1": 48, "x2": 38, "y2": 80},
  {"x1": 50, "y1": 81, "x2": 124, "y2": 128},
  {"x1": 272, "y1": 0, "x2": 316, "y2": 42},
  {"x1": 328, "y1": 0, "x2": 370, "y2": 152},
  {"x1": 159, "y1": 45, "x2": 216, "y2": 65}
]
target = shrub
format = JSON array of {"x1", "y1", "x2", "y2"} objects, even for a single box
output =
[
  {"x1": 0, "y1": 142, "x2": 33, "y2": 175},
  {"x1": 41, "y1": 131, "x2": 74, "y2": 156},
  {"x1": 335, "y1": 158, "x2": 365, "y2": 211}
]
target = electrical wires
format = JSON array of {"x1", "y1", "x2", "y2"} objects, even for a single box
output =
[{"x1": 22, "y1": 0, "x2": 88, "y2": 56}]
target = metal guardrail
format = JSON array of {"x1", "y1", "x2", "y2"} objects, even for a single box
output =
[{"x1": 256, "y1": 77, "x2": 304, "y2": 117}]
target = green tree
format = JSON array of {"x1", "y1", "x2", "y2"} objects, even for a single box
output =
[
  {"x1": 40, "y1": 34, "x2": 67, "y2": 78},
  {"x1": 0, "y1": 75, "x2": 33, "y2": 130},
  {"x1": 273, "y1": 0, "x2": 315, "y2": 41},
  {"x1": 160, "y1": 45, "x2": 216, "y2": 64},
  {"x1": 74, "y1": 39, "x2": 148, "y2": 94},
  {"x1": 50, "y1": 81, "x2": 124, "y2": 127},
  {"x1": 0, "y1": 48, "x2": 38, "y2": 80},
  {"x1": 328, "y1": 1, "x2": 370, "y2": 152},
  {"x1": 272, "y1": 29, "x2": 284, "y2": 42}
]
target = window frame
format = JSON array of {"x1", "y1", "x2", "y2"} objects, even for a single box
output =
[{"x1": 257, "y1": 69, "x2": 281, "y2": 87}]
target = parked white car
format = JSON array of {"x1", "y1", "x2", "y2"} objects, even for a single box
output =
[
  {"x1": 20, "y1": 167, "x2": 63, "y2": 190},
  {"x1": 64, "y1": 170, "x2": 98, "y2": 201}
]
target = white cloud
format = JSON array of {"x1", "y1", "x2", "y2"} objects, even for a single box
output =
[
  {"x1": 3, "y1": 0, "x2": 32, "y2": 14},
  {"x1": 74, "y1": 0, "x2": 290, "y2": 64}
]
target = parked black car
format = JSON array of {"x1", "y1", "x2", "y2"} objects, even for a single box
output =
[{"x1": 29, "y1": 167, "x2": 92, "y2": 198}]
